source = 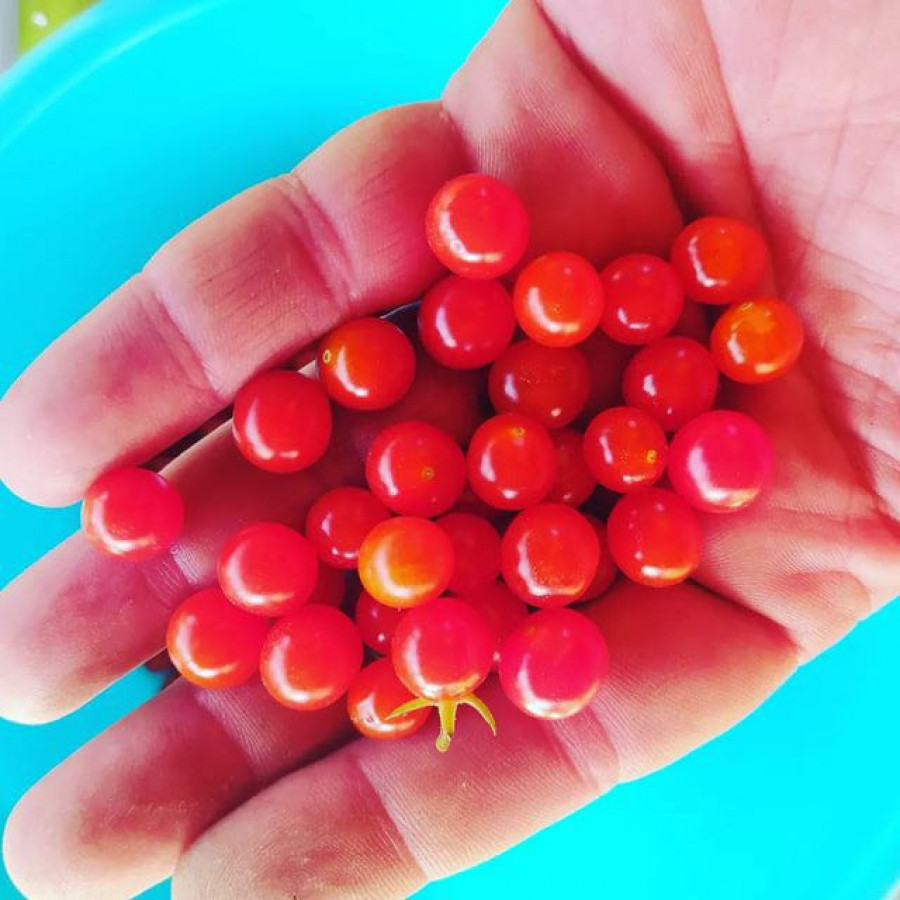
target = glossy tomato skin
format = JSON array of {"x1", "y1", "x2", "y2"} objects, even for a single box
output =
[
  {"x1": 547, "y1": 428, "x2": 595, "y2": 507},
  {"x1": 358, "y1": 517, "x2": 455, "y2": 608},
  {"x1": 347, "y1": 658, "x2": 431, "y2": 740},
  {"x1": 167, "y1": 588, "x2": 269, "y2": 689},
  {"x1": 418, "y1": 275, "x2": 516, "y2": 369},
  {"x1": 581, "y1": 516, "x2": 619, "y2": 600},
  {"x1": 365, "y1": 421, "x2": 466, "y2": 517},
  {"x1": 710, "y1": 297, "x2": 804, "y2": 383},
  {"x1": 305, "y1": 486, "x2": 391, "y2": 570},
  {"x1": 260, "y1": 605, "x2": 363, "y2": 711},
  {"x1": 599, "y1": 253, "x2": 684, "y2": 344},
  {"x1": 436, "y1": 513, "x2": 502, "y2": 595},
  {"x1": 466, "y1": 413, "x2": 557, "y2": 510},
  {"x1": 622, "y1": 337, "x2": 719, "y2": 432},
  {"x1": 217, "y1": 522, "x2": 319, "y2": 616},
  {"x1": 607, "y1": 488, "x2": 703, "y2": 587},
  {"x1": 459, "y1": 581, "x2": 528, "y2": 659},
  {"x1": 82, "y1": 467, "x2": 184, "y2": 561},
  {"x1": 317, "y1": 317, "x2": 416, "y2": 411},
  {"x1": 501, "y1": 503, "x2": 600, "y2": 607},
  {"x1": 668, "y1": 410, "x2": 774, "y2": 512},
  {"x1": 670, "y1": 216, "x2": 769, "y2": 304},
  {"x1": 583, "y1": 407, "x2": 668, "y2": 493},
  {"x1": 232, "y1": 370, "x2": 332, "y2": 473},
  {"x1": 488, "y1": 340, "x2": 590, "y2": 429},
  {"x1": 354, "y1": 589, "x2": 407, "y2": 654},
  {"x1": 425, "y1": 174, "x2": 530, "y2": 279},
  {"x1": 498, "y1": 608, "x2": 609, "y2": 719},
  {"x1": 513, "y1": 251, "x2": 604, "y2": 347},
  {"x1": 391, "y1": 597, "x2": 494, "y2": 701}
]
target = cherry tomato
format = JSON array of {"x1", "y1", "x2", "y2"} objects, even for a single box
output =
[
  {"x1": 436, "y1": 512, "x2": 502, "y2": 595},
  {"x1": 260, "y1": 605, "x2": 363, "y2": 710},
  {"x1": 317, "y1": 317, "x2": 416, "y2": 410},
  {"x1": 217, "y1": 522, "x2": 319, "y2": 616},
  {"x1": 547, "y1": 428, "x2": 595, "y2": 507},
  {"x1": 358, "y1": 517, "x2": 455, "y2": 608},
  {"x1": 668, "y1": 410, "x2": 774, "y2": 512},
  {"x1": 365, "y1": 421, "x2": 466, "y2": 517},
  {"x1": 501, "y1": 503, "x2": 600, "y2": 607},
  {"x1": 167, "y1": 587, "x2": 269, "y2": 689},
  {"x1": 513, "y1": 251, "x2": 604, "y2": 347},
  {"x1": 418, "y1": 275, "x2": 516, "y2": 368},
  {"x1": 307, "y1": 564, "x2": 347, "y2": 608},
  {"x1": 583, "y1": 407, "x2": 668, "y2": 493},
  {"x1": 606, "y1": 488, "x2": 703, "y2": 587},
  {"x1": 232, "y1": 370, "x2": 332, "y2": 473},
  {"x1": 347, "y1": 658, "x2": 431, "y2": 740},
  {"x1": 498, "y1": 608, "x2": 609, "y2": 719},
  {"x1": 578, "y1": 329, "x2": 636, "y2": 418},
  {"x1": 710, "y1": 297, "x2": 804, "y2": 383},
  {"x1": 488, "y1": 340, "x2": 590, "y2": 428},
  {"x1": 305, "y1": 486, "x2": 391, "y2": 570},
  {"x1": 599, "y1": 253, "x2": 684, "y2": 344},
  {"x1": 392, "y1": 597, "x2": 494, "y2": 701},
  {"x1": 459, "y1": 581, "x2": 528, "y2": 658},
  {"x1": 467, "y1": 413, "x2": 557, "y2": 510},
  {"x1": 622, "y1": 337, "x2": 719, "y2": 431},
  {"x1": 82, "y1": 467, "x2": 184, "y2": 561},
  {"x1": 354, "y1": 589, "x2": 407, "y2": 654},
  {"x1": 670, "y1": 216, "x2": 769, "y2": 304},
  {"x1": 581, "y1": 516, "x2": 619, "y2": 600},
  {"x1": 425, "y1": 173, "x2": 529, "y2": 279}
]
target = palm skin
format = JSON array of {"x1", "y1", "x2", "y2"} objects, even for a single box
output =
[{"x1": 0, "y1": 0, "x2": 898, "y2": 897}]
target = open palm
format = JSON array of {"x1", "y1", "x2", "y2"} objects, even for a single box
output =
[{"x1": 1, "y1": 1, "x2": 898, "y2": 897}]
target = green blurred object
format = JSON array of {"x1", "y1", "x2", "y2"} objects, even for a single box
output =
[{"x1": 19, "y1": 0, "x2": 97, "y2": 52}]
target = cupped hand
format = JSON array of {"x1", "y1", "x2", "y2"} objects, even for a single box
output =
[{"x1": 1, "y1": 1, "x2": 898, "y2": 897}]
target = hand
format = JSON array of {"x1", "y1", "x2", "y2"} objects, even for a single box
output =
[{"x1": 1, "y1": 1, "x2": 898, "y2": 897}]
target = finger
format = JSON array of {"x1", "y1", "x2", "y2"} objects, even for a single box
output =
[
  {"x1": 169, "y1": 582, "x2": 795, "y2": 899},
  {"x1": 0, "y1": 104, "x2": 462, "y2": 507},
  {"x1": 2, "y1": 677, "x2": 350, "y2": 900}
]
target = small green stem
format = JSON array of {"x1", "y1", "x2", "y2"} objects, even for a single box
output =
[{"x1": 435, "y1": 699, "x2": 458, "y2": 752}]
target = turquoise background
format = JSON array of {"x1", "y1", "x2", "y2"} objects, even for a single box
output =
[{"x1": 0, "y1": 1, "x2": 898, "y2": 897}]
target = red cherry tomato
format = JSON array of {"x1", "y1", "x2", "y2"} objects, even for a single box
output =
[
  {"x1": 498, "y1": 608, "x2": 609, "y2": 719},
  {"x1": 391, "y1": 597, "x2": 494, "y2": 701},
  {"x1": 317, "y1": 317, "x2": 416, "y2": 410},
  {"x1": 501, "y1": 503, "x2": 600, "y2": 607},
  {"x1": 82, "y1": 467, "x2": 184, "y2": 561},
  {"x1": 581, "y1": 516, "x2": 619, "y2": 600},
  {"x1": 347, "y1": 658, "x2": 431, "y2": 740},
  {"x1": 260, "y1": 605, "x2": 363, "y2": 710},
  {"x1": 307, "y1": 564, "x2": 347, "y2": 608},
  {"x1": 305, "y1": 486, "x2": 391, "y2": 570},
  {"x1": 217, "y1": 522, "x2": 319, "y2": 616},
  {"x1": 583, "y1": 407, "x2": 668, "y2": 493},
  {"x1": 670, "y1": 216, "x2": 769, "y2": 304},
  {"x1": 436, "y1": 512, "x2": 502, "y2": 595},
  {"x1": 167, "y1": 587, "x2": 269, "y2": 689},
  {"x1": 622, "y1": 337, "x2": 719, "y2": 431},
  {"x1": 354, "y1": 589, "x2": 407, "y2": 654},
  {"x1": 459, "y1": 581, "x2": 528, "y2": 659},
  {"x1": 488, "y1": 340, "x2": 590, "y2": 429},
  {"x1": 425, "y1": 173, "x2": 529, "y2": 279},
  {"x1": 710, "y1": 297, "x2": 804, "y2": 383},
  {"x1": 232, "y1": 370, "x2": 332, "y2": 473},
  {"x1": 668, "y1": 410, "x2": 774, "y2": 512},
  {"x1": 513, "y1": 251, "x2": 604, "y2": 347},
  {"x1": 607, "y1": 488, "x2": 703, "y2": 587},
  {"x1": 418, "y1": 275, "x2": 516, "y2": 369},
  {"x1": 365, "y1": 421, "x2": 466, "y2": 517},
  {"x1": 358, "y1": 517, "x2": 455, "y2": 608},
  {"x1": 547, "y1": 428, "x2": 595, "y2": 507},
  {"x1": 599, "y1": 253, "x2": 684, "y2": 344},
  {"x1": 466, "y1": 413, "x2": 557, "y2": 510}
]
